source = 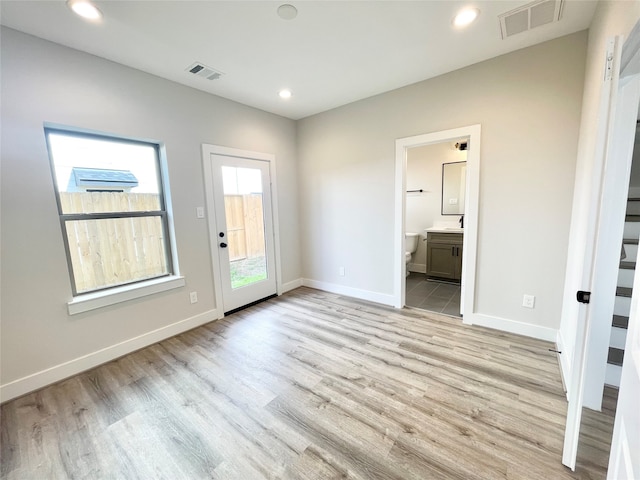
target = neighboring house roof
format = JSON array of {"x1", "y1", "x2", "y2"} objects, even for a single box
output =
[{"x1": 72, "y1": 167, "x2": 138, "y2": 189}]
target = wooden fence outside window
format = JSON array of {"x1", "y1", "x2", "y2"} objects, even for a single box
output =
[
  {"x1": 59, "y1": 192, "x2": 265, "y2": 293},
  {"x1": 60, "y1": 192, "x2": 168, "y2": 293}
]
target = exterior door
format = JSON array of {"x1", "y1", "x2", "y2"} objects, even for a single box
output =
[{"x1": 204, "y1": 149, "x2": 277, "y2": 313}]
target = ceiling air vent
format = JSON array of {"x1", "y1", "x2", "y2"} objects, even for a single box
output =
[
  {"x1": 498, "y1": 0, "x2": 563, "y2": 39},
  {"x1": 186, "y1": 62, "x2": 224, "y2": 81}
]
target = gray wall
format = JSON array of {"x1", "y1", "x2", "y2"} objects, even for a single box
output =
[
  {"x1": 297, "y1": 32, "x2": 587, "y2": 333},
  {"x1": 0, "y1": 28, "x2": 300, "y2": 387}
]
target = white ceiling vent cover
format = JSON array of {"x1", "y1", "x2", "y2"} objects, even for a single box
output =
[
  {"x1": 499, "y1": 0, "x2": 563, "y2": 39},
  {"x1": 186, "y1": 62, "x2": 224, "y2": 81}
]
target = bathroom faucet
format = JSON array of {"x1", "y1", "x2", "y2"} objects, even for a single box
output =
[{"x1": 459, "y1": 215, "x2": 464, "y2": 228}]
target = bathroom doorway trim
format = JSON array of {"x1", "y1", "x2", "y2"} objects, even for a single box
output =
[{"x1": 394, "y1": 124, "x2": 481, "y2": 323}]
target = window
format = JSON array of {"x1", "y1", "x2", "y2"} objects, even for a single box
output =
[{"x1": 46, "y1": 128, "x2": 176, "y2": 297}]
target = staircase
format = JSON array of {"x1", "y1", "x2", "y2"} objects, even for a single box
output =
[{"x1": 608, "y1": 200, "x2": 639, "y2": 386}]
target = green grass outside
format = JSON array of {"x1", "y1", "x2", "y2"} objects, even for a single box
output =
[
  {"x1": 230, "y1": 256, "x2": 267, "y2": 289},
  {"x1": 231, "y1": 272, "x2": 268, "y2": 289}
]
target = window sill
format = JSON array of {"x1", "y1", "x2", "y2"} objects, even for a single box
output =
[{"x1": 67, "y1": 276, "x2": 186, "y2": 315}]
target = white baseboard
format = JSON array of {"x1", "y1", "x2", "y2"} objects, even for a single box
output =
[
  {"x1": 302, "y1": 280, "x2": 559, "y2": 342},
  {"x1": 280, "y1": 278, "x2": 303, "y2": 294},
  {"x1": 408, "y1": 263, "x2": 426, "y2": 274},
  {"x1": 0, "y1": 308, "x2": 220, "y2": 403},
  {"x1": 301, "y1": 278, "x2": 396, "y2": 307},
  {"x1": 463, "y1": 313, "x2": 557, "y2": 342}
]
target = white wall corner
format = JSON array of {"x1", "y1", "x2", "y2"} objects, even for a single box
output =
[
  {"x1": 281, "y1": 278, "x2": 303, "y2": 294},
  {"x1": 301, "y1": 278, "x2": 396, "y2": 307},
  {"x1": 0, "y1": 308, "x2": 221, "y2": 403},
  {"x1": 464, "y1": 312, "x2": 558, "y2": 342}
]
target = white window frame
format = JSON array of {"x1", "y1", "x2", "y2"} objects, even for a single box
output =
[{"x1": 44, "y1": 124, "x2": 184, "y2": 315}]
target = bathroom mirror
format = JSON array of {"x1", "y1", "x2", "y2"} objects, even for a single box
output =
[{"x1": 442, "y1": 161, "x2": 467, "y2": 215}]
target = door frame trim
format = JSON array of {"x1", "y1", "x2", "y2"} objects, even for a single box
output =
[
  {"x1": 202, "y1": 144, "x2": 282, "y2": 318},
  {"x1": 393, "y1": 124, "x2": 481, "y2": 320}
]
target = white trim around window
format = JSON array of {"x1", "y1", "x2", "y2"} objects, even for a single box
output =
[{"x1": 67, "y1": 275, "x2": 185, "y2": 315}]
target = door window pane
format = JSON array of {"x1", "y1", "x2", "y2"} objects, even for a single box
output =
[{"x1": 221, "y1": 166, "x2": 267, "y2": 289}]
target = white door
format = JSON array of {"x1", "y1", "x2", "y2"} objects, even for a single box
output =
[
  {"x1": 204, "y1": 149, "x2": 277, "y2": 313},
  {"x1": 561, "y1": 36, "x2": 623, "y2": 470},
  {"x1": 562, "y1": 32, "x2": 640, "y2": 470}
]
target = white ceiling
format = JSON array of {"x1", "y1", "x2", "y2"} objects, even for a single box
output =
[{"x1": 0, "y1": 0, "x2": 598, "y2": 120}]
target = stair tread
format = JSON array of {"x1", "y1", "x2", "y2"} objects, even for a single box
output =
[
  {"x1": 620, "y1": 261, "x2": 636, "y2": 269},
  {"x1": 625, "y1": 214, "x2": 640, "y2": 221},
  {"x1": 623, "y1": 238, "x2": 640, "y2": 245},
  {"x1": 627, "y1": 197, "x2": 640, "y2": 201},
  {"x1": 607, "y1": 347, "x2": 625, "y2": 367},
  {"x1": 616, "y1": 286, "x2": 633, "y2": 297},
  {"x1": 612, "y1": 315, "x2": 629, "y2": 329}
]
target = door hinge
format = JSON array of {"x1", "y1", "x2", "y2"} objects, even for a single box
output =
[
  {"x1": 604, "y1": 38, "x2": 615, "y2": 81},
  {"x1": 576, "y1": 290, "x2": 591, "y2": 304}
]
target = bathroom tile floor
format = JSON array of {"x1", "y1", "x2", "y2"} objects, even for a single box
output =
[{"x1": 405, "y1": 272, "x2": 461, "y2": 317}]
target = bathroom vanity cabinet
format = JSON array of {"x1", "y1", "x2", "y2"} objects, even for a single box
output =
[{"x1": 426, "y1": 232, "x2": 463, "y2": 282}]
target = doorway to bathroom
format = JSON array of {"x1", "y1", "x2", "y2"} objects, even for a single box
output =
[
  {"x1": 404, "y1": 141, "x2": 467, "y2": 317},
  {"x1": 406, "y1": 274, "x2": 462, "y2": 316},
  {"x1": 394, "y1": 125, "x2": 481, "y2": 325}
]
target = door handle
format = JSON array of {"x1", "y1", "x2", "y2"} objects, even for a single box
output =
[
  {"x1": 576, "y1": 290, "x2": 591, "y2": 304},
  {"x1": 219, "y1": 242, "x2": 228, "y2": 248}
]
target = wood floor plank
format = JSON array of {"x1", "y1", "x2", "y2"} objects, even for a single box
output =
[
  {"x1": 105, "y1": 411, "x2": 189, "y2": 480},
  {"x1": 0, "y1": 287, "x2": 616, "y2": 479}
]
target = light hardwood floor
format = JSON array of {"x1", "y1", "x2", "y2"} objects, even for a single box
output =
[{"x1": 1, "y1": 287, "x2": 616, "y2": 479}]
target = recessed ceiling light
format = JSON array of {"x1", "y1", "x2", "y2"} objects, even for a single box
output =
[
  {"x1": 67, "y1": 0, "x2": 103, "y2": 21},
  {"x1": 453, "y1": 7, "x2": 480, "y2": 28},
  {"x1": 279, "y1": 89, "x2": 293, "y2": 99},
  {"x1": 277, "y1": 4, "x2": 298, "y2": 20}
]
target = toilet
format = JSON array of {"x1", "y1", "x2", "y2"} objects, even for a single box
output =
[{"x1": 405, "y1": 232, "x2": 419, "y2": 276}]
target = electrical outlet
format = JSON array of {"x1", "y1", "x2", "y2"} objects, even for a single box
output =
[
  {"x1": 522, "y1": 294, "x2": 535, "y2": 309},
  {"x1": 339, "y1": 266, "x2": 345, "y2": 277},
  {"x1": 190, "y1": 291, "x2": 198, "y2": 304}
]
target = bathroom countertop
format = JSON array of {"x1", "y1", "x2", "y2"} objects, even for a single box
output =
[{"x1": 424, "y1": 227, "x2": 464, "y2": 233}]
